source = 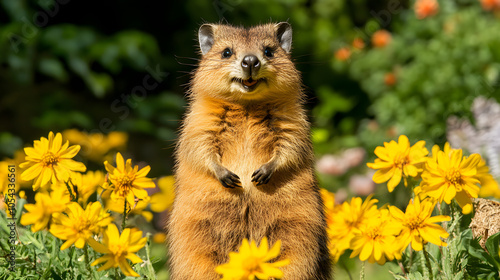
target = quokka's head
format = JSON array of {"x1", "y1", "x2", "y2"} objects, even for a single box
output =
[{"x1": 192, "y1": 22, "x2": 301, "y2": 102}]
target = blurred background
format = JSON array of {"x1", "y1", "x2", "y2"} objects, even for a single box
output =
[{"x1": 1, "y1": 0, "x2": 500, "y2": 278}]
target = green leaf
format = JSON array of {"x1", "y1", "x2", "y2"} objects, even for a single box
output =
[
  {"x1": 19, "y1": 230, "x2": 45, "y2": 251},
  {"x1": 38, "y1": 57, "x2": 68, "y2": 81},
  {"x1": 85, "y1": 72, "x2": 113, "y2": 98},
  {"x1": 486, "y1": 231, "x2": 500, "y2": 269}
]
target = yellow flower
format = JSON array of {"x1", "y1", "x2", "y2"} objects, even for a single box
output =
[
  {"x1": 20, "y1": 188, "x2": 70, "y2": 232},
  {"x1": 90, "y1": 223, "x2": 146, "y2": 277},
  {"x1": 389, "y1": 197, "x2": 450, "y2": 251},
  {"x1": 0, "y1": 161, "x2": 12, "y2": 195},
  {"x1": 320, "y1": 188, "x2": 336, "y2": 214},
  {"x1": 320, "y1": 188, "x2": 342, "y2": 261},
  {"x1": 18, "y1": 191, "x2": 27, "y2": 200},
  {"x1": 215, "y1": 237, "x2": 289, "y2": 280},
  {"x1": 62, "y1": 129, "x2": 128, "y2": 162},
  {"x1": 20, "y1": 132, "x2": 86, "y2": 190},
  {"x1": 50, "y1": 202, "x2": 112, "y2": 250},
  {"x1": 13, "y1": 149, "x2": 33, "y2": 189},
  {"x1": 152, "y1": 232, "x2": 166, "y2": 244},
  {"x1": 423, "y1": 142, "x2": 499, "y2": 199},
  {"x1": 150, "y1": 176, "x2": 175, "y2": 213},
  {"x1": 327, "y1": 195, "x2": 379, "y2": 262},
  {"x1": 2, "y1": 191, "x2": 27, "y2": 216},
  {"x1": 68, "y1": 171, "x2": 105, "y2": 204},
  {"x1": 0, "y1": 151, "x2": 33, "y2": 193},
  {"x1": 477, "y1": 159, "x2": 500, "y2": 198},
  {"x1": 350, "y1": 209, "x2": 403, "y2": 265},
  {"x1": 105, "y1": 196, "x2": 153, "y2": 222},
  {"x1": 103, "y1": 152, "x2": 155, "y2": 206},
  {"x1": 420, "y1": 148, "x2": 481, "y2": 214},
  {"x1": 367, "y1": 135, "x2": 428, "y2": 192}
]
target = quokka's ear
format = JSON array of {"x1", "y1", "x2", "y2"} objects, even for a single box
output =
[
  {"x1": 199, "y1": 24, "x2": 216, "y2": 55},
  {"x1": 275, "y1": 22, "x2": 292, "y2": 53}
]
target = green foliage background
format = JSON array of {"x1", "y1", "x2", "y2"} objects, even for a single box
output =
[
  {"x1": 2, "y1": 0, "x2": 499, "y2": 172},
  {"x1": 0, "y1": 0, "x2": 412, "y2": 175}
]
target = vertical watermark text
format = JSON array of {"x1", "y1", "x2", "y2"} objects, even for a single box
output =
[{"x1": 6, "y1": 164, "x2": 17, "y2": 272}]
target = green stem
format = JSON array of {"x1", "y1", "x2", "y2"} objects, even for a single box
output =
[
  {"x1": 398, "y1": 261, "x2": 407, "y2": 276},
  {"x1": 420, "y1": 248, "x2": 428, "y2": 279},
  {"x1": 65, "y1": 180, "x2": 76, "y2": 201},
  {"x1": 84, "y1": 244, "x2": 93, "y2": 279},
  {"x1": 449, "y1": 201, "x2": 455, "y2": 223},
  {"x1": 409, "y1": 247, "x2": 413, "y2": 272},
  {"x1": 114, "y1": 267, "x2": 121, "y2": 280},
  {"x1": 360, "y1": 261, "x2": 365, "y2": 280},
  {"x1": 454, "y1": 205, "x2": 461, "y2": 237},
  {"x1": 145, "y1": 234, "x2": 156, "y2": 278},
  {"x1": 405, "y1": 176, "x2": 415, "y2": 198},
  {"x1": 448, "y1": 201, "x2": 460, "y2": 236},
  {"x1": 422, "y1": 245, "x2": 434, "y2": 280},
  {"x1": 122, "y1": 200, "x2": 127, "y2": 229}
]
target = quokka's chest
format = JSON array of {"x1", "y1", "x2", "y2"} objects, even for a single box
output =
[
  {"x1": 216, "y1": 106, "x2": 278, "y2": 139},
  {"x1": 207, "y1": 106, "x2": 278, "y2": 162}
]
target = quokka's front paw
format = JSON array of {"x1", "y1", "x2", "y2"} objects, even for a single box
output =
[
  {"x1": 216, "y1": 168, "x2": 242, "y2": 189},
  {"x1": 251, "y1": 162, "x2": 275, "y2": 186}
]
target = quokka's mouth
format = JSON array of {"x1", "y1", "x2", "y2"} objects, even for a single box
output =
[
  {"x1": 232, "y1": 77, "x2": 266, "y2": 91},
  {"x1": 243, "y1": 78, "x2": 258, "y2": 87}
]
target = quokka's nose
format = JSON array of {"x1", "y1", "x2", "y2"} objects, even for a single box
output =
[{"x1": 241, "y1": 55, "x2": 260, "y2": 76}]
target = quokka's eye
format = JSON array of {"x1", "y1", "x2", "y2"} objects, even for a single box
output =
[
  {"x1": 222, "y1": 48, "x2": 233, "y2": 58},
  {"x1": 264, "y1": 47, "x2": 274, "y2": 58}
]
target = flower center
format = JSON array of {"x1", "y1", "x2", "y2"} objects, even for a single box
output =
[
  {"x1": 366, "y1": 226, "x2": 382, "y2": 240},
  {"x1": 110, "y1": 243, "x2": 127, "y2": 261},
  {"x1": 42, "y1": 152, "x2": 59, "y2": 167},
  {"x1": 394, "y1": 155, "x2": 408, "y2": 169},
  {"x1": 445, "y1": 168, "x2": 463, "y2": 188},
  {"x1": 76, "y1": 217, "x2": 92, "y2": 234},
  {"x1": 242, "y1": 257, "x2": 263, "y2": 274},
  {"x1": 405, "y1": 216, "x2": 422, "y2": 231},
  {"x1": 117, "y1": 175, "x2": 133, "y2": 195}
]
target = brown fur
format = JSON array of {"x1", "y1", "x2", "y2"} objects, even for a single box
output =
[{"x1": 168, "y1": 23, "x2": 331, "y2": 280}]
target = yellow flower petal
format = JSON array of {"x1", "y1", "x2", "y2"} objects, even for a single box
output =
[
  {"x1": 21, "y1": 163, "x2": 44, "y2": 181},
  {"x1": 51, "y1": 133, "x2": 63, "y2": 153},
  {"x1": 58, "y1": 159, "x2": 86, "y2": 173},
  {"x1": 59, "y1": 144, "x2": 81, "y2": 159},
  {"x1": 398, "y1": 135, "x2": 410, "y2": 150},
  {"x1": 372, "y1": 168, "x2": 395, "y2": 184},
  {"x1": 411, "y1": 234, "x2": 423, "y2": 251},
  {"x1": 359, "y1": 239, "x2": 373, "y2": 261},
  {"x1": 116, "y1": 153, "x2": 125, "y2": 171},
  {"x1": 126, "y1": 253, "x2": 143, "y2": 264},
  {"x1": 40, "y1": 168, "x2": 53, "y2": 186},
  {"x1": 374, "y1": 146, "x2": 391, "y2": 161},
  {"x1": 118, "y1": 258, "x2": 139, "y2": 277},
  {"x1": 387, "y1": 168, "x2": 403, "y2": 192},
  {"x1": 455, "y1": 191, "x2": 473, "y2": 214},
  {"x1": 88, "y1": 238, "x2": 110, "y2": 254},
  {"x1": 24, "y1": 147, "x2": 42, "y2": 159},
  {"x1": 135, "y1": 165, "x2": 151, "y2": 177}
]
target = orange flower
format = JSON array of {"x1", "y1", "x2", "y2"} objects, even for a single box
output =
[
  {"x1": 371, "y1": 30, "x2": 392, "y2": 48},
  {"x1": 384, "y1": 73, "x2": 397, "y2": 86},
  {"x1": 480, "y1": 0, "x2": 500, "y2": 11},
  {"x1": 415, "y1": 0, "x2": 439, "y2": 19},
  {"x1": 335, "y1": 47, "x2": 351, "y2": 61},
  {"x1": 352, "y1": 38, "x2": 365, "y2": 50}
]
